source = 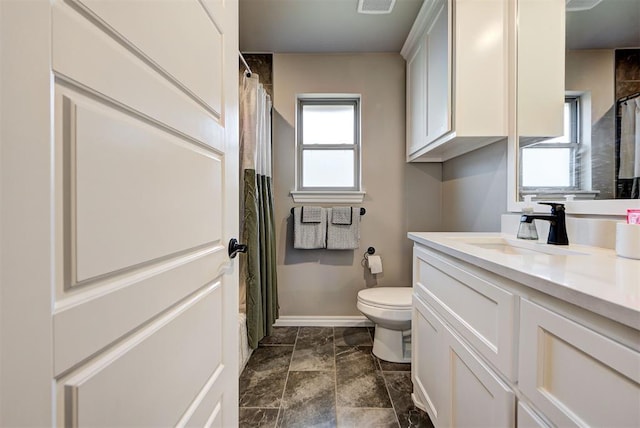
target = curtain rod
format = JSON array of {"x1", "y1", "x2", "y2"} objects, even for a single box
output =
[
  {"x1": 239, "y1": 52, "x2": 252, "y2": 77},
  {"x1": 617, "y1": 92, "x2": 640, "y2": 103}
]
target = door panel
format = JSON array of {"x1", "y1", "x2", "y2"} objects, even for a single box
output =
[
  {"x1": 76, "y1": 0, "x2": 223, "y2": 115},
  {"x1": 52, "y1": 3, "x2": 224, "y2": 150},
  {"x1": 69, "y1": 93, "x2": 222, "y2": 282},
  {"x1": 64, "y1": 284, "x2": 222, "y2": 427},
  {"x1": 53, "y1": 244, "x2": 222, "y2": 375}
]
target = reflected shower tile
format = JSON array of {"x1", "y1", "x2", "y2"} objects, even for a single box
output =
[
  {"x1": 335, "y1": 327, "x2": 373, "y2": 346},
  {"x1": 383, "y1": 372, "x2": 433, "y2": 428},
  {"x1": 337, "y1": 407, "x2": 399, "y2": 427}
]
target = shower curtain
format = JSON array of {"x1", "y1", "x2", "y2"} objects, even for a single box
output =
[
  {"x1": 240, "y1": 73, "x2": 278, "y2": 349},
  {"x1": 618, "y1": 97, "x2": 640, "y2": 198}
]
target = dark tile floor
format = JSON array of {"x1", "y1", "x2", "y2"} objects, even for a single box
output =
[{"x1": 239, "y1": 327, "x2": 434, "y2": 428}]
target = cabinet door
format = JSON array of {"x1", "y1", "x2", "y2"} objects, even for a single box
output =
[
  {"x1": 444, "y1": 324, "x2": 515, "y2": 428},
  {"x1": 424, "y1": 0, "x2": 450, "y2": 145},
  {"x1": 518, "y1": 402, "x2": 550, "y2": 428},
  {"x1": 413, "y1": 294, "x2": 447, "y2": 427},
  {"x1": 413, "y1": 293, "x2": 515, "y2": 428},
  {"x1": 406, "y1": 30, "x2": 427, "y2": 156},
  {"x1": 519, "y1": 299, "x2": 640, "y2": 427},
  {"x1": 517, "y1": 0, "x2": 564, "y2": 137}
]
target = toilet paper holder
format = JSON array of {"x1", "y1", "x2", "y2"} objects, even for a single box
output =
[{"x1": 362, "y1": 247, "x2": 376, "y2": 266}]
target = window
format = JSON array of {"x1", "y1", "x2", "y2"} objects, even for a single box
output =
[
  {"x1": 292, "y1": 95, "x2": 363, "y2": 202},
  {"x1": 520, "y1": 97, "x2": 580, "y2": 190}
]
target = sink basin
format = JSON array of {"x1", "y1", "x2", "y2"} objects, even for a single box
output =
[{"x1": 451, "y1": 236, "x2": 589, "y2": 256}]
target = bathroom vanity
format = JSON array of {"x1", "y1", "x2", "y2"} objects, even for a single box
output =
[{"x1": 408, "y1": 232, "x2": 639, "y2": 427}]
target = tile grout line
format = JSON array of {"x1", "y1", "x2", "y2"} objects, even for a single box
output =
[
  {"x1": 274, "y1": 326, "x2": 299, "y2": 427},
  {"x1": 371, "y1": 327, "x2": 402, "y2": 428},
  {"x1": 380, "y1": 368, "x2": 402, "y2": 428}
]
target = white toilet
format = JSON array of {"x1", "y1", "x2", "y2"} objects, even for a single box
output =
[{"x1": 357, "y1": 287, "x2": 412, "y2": 363}]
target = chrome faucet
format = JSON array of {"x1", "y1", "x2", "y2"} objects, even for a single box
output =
[{"x1": 519, "y1": 202, "x2": 569, "y2": 245}]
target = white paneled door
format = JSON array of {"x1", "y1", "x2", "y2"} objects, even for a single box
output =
[{"x1": 0, "y1": 0, "x2": 239, "y2": 426}]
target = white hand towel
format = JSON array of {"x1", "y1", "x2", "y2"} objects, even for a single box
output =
[
  {"x1": 331, "y1": 206, "x2": 353, "y2": 225},
  {"x1": 326, "y1": 207, "x2": 360, "y2": 249},
  {"x1": 293, "y1": 207, "x2": 327, "y2": 249},
  {"x1": 301, "y1": 206, "x2": 323, "y2": 223}
]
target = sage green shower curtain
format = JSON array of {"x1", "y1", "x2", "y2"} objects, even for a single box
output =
[{"x1": 240, "y1": 74, "x2": 278, "y2": 349}]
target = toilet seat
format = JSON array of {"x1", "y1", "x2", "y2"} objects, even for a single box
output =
[{"x1": 357, "y1": 287, "x2": 412, "y2": 310}]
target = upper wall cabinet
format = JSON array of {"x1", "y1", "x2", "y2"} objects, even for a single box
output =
[
  {"x1": 402, "y1": 0, "x2": 509, "y2": 162},
  {"x1": 517, "y1": 0, "x2": 564, "y2": 138}
]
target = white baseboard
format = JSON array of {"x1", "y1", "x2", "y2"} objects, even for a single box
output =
[{"x1": 274, "y1": 315, "x2": 373, "y2": 327}]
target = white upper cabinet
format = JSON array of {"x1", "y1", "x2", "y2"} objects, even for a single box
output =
[
  {"x1": 517, "y1": 0, "x2": 565, "y2": 137},
  {"x1": 402, "y1": 0, "x2": 509, "y2": 162}
]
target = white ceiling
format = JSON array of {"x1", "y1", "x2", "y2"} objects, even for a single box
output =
[
  {"x1": 239, "y1": 0, "x2": 424, "y2": 53},
  {"x1": 566, "y1": 0, "x2": 640, "y2": 49},
  {"x1": 239, "y1": 0, "x2": 640, "y2": 54}
]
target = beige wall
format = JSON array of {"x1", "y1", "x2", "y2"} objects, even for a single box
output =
[
  {"x1": 565, "y1": 49, "x2": 614, "y2": 124},
  {"x1": 442, "y1": 140, "x2": 508, "y2": 232},
  {"x1": 272, "y1": 53, "x2": 441, "y2": 317}
]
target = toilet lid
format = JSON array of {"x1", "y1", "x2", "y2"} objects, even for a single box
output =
[{"x1": 357, "y1": 287, "x2": 412, "y2": 309}]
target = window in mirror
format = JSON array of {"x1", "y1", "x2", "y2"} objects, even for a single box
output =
[{"x1": 520, "y1": 98, "x2": 580, "y2": 191}]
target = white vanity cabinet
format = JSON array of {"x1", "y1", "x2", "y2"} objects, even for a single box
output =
[
  {"x1": 413, "y1": 293, "x2": 515, "y2": 428},
  {"x1": 412, "y1": 245, "x2": 516, "y2": 427},
  {"x1": 410, "y1": 237, "x2": 640, "y2": 428},
  {"x1": 401, "y1": 0, "x2": 509, "y2": 162}
]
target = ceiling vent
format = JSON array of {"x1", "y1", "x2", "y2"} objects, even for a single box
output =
[
  {"x1": 566, "y1": 0, "x2": 603, "y2": 12},
  {"x1": 357, "y1": 0, "x2": 396, "y2": 14}
]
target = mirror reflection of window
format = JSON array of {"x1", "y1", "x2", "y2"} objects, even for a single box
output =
[
  {"x1": 520, "y1": 99, "x2": 580, "y2": 191},
  {"x1": 517, "y1": 0, "x2": 640, "y2": 201}
]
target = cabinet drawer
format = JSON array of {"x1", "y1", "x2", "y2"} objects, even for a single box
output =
[
  {"x1": 519, "y1": 299, "x2": 640, "y2": 427},
  {"x1": 413, "y1": 246, "x2": 517, "y2": 380}
]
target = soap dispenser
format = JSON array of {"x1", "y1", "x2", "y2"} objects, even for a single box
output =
[{"x1": 517, "y1": 195, "x2": 538, "y2": 240}]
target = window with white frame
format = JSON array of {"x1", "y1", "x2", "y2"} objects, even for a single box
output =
[
  {"x1": 520, "y1": 97, "x2": 580, "y2": 190},
  {"x1": 295, "y1": 96, "x2": 361, "y2": 195}
]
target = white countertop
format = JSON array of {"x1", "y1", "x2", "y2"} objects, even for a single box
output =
[{"x1": 408, "y1": 232, "x2": 640, "y2": 330}]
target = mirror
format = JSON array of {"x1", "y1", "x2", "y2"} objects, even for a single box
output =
[{"x1": 516, "y1": 0, "x2": 640, "y2": 207}]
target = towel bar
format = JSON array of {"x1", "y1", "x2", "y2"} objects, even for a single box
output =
[{"x1": 290, "y1": 207, "x2": 366, "y2": 215}]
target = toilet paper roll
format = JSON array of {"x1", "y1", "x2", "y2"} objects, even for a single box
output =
[{"x1": 368, "y1": 255, "x2": 383, "y2": 274}]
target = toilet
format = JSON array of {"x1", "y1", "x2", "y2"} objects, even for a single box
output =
[{"x1": 357, "y1": 287, "x2": 412, "y2": 363}]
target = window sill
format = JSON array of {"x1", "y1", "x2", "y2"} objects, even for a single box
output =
[
  {"x1": 521, "y1": 190, "x2": 600, "y2": 201},
  {"x1": 290, "y1": 190, "x2": 366, "y2": 204}
]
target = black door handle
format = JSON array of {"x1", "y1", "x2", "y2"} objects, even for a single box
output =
[{"x1": 228, "y1": 238, "x2": 248, "y2": 259}]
